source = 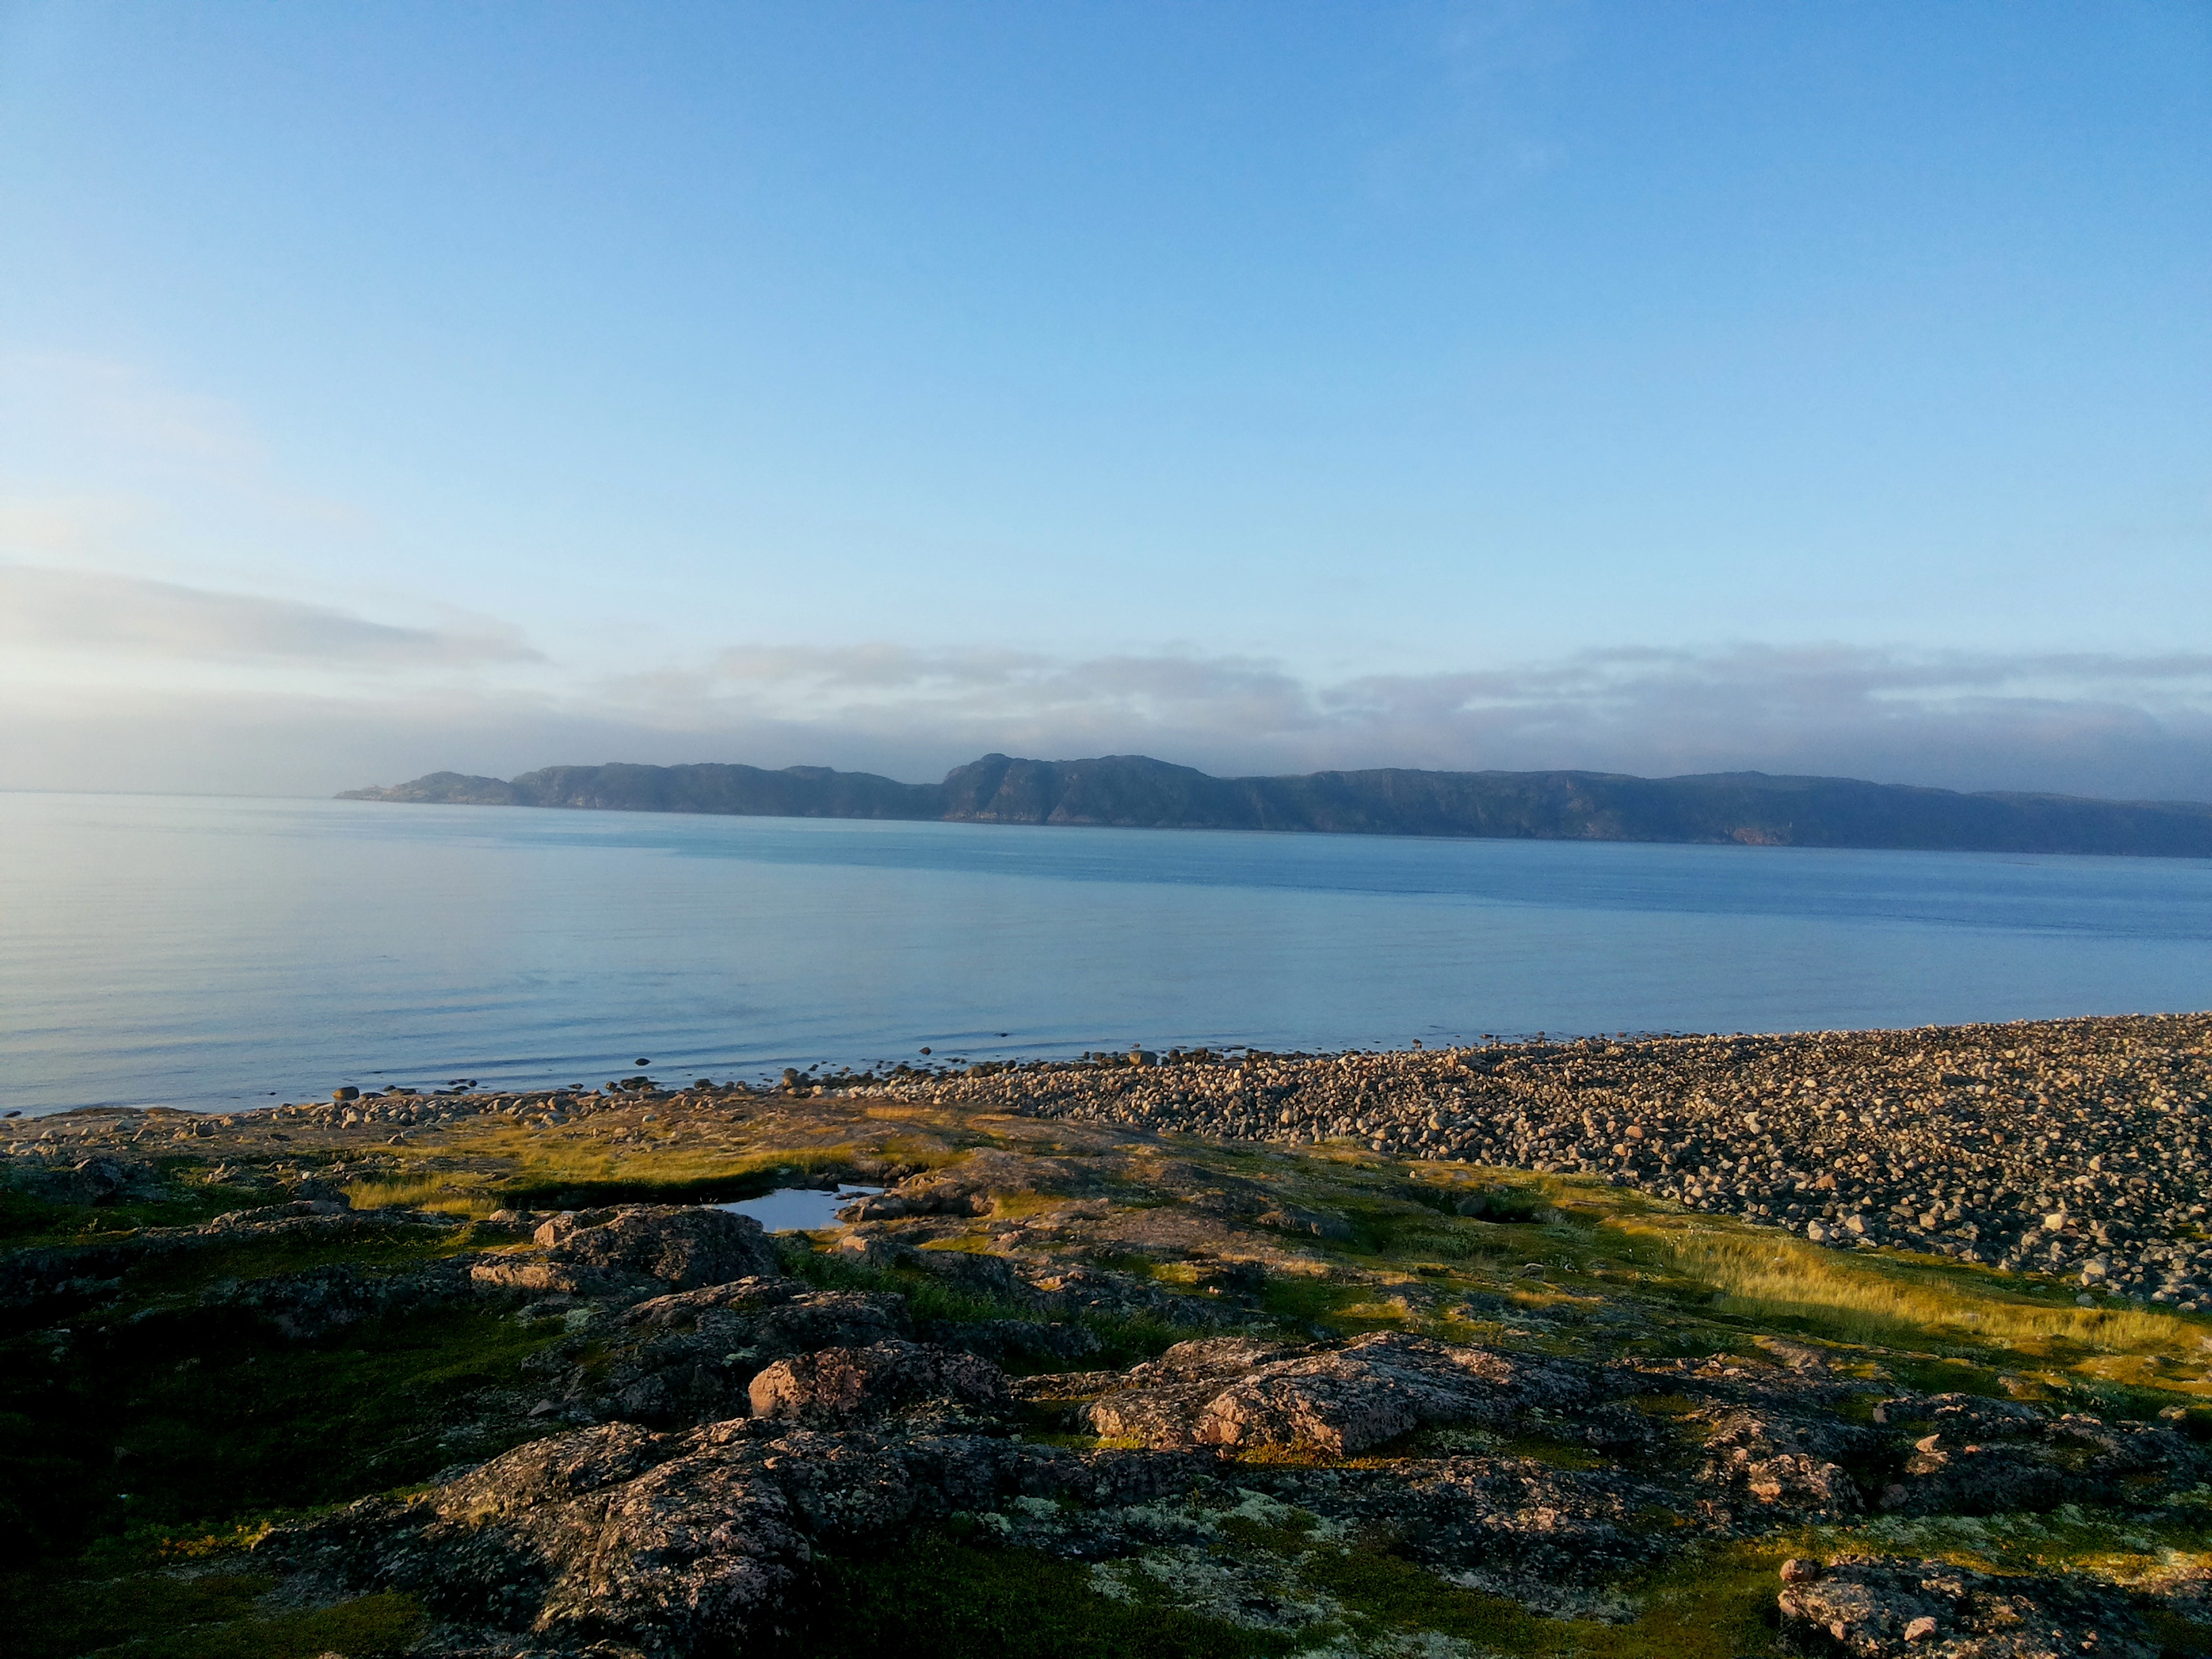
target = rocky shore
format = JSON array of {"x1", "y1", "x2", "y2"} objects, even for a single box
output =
[
  {"x1": 7, "y1": 1012, "x2": 2212, "y2": 1657},
  {"x1": 952, "y1": 1012, "x2": 2212, "y2": 1307}
]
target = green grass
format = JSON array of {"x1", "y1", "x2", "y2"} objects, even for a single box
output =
[
  {"x1": 796, "y1": 1519, "x2": 1797, "y2": 1659},
  {"x1": 1274, "y1": 1163, "x2": 2212, "y2": 1408},
  {"x1": 775, "y1": 1530, "x2": 1294, "y2": 1659},
  {"x1": 0, "y1": 1169, "x2": 267, "y2": 1247},
  {"x1": 0, "y1": 1571, "x2": 422, "y2": 1659},
  {"x1": 779, "y1": 1240, "x2": 1186, "y2": 1368},
  {"x1": 0, "y1": 1302, "x2": 562, "y2": 1559},
  {"x1": 346, "y1": 1129, "x2": 881, "y2": 1214}
]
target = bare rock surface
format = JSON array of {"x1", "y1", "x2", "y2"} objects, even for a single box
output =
[
  {"x1": 1776, "y1": 1555, "x2": 2156, "y2": 1658},
  {"x1": 1694, "y1": 1405, "x2": 1875, "y2": 1521},
  {"x1": 1873, "y1": 1392, "x2": 2205, "y2": 1516},
  {"x1": 1089, "y1": 1330, "x2": 1592, "y2": 1455},
  {"x1": 470, "y1": 1205, "x2": 779, "y2": 1297},
  {"x1": 747, "y1": 1338, "x2": 1013, "y2": 1427},
  {"x1": 267, "y1": 1419, "x2": 1210, "y2": 1657}
]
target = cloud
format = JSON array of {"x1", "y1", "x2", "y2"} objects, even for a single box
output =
[
  {"x1": 0, "y1": 563, "x2": 541, "y2": 665},
  {"x1": 6, "y1": 630, "x2": 2212, "y2": 804},
  {"x1": 573, "y1": 638, "x2": 2212, "y2": 802},
  {"x1": 0, "y1": 351, "x2": 263, "y2": 476}
]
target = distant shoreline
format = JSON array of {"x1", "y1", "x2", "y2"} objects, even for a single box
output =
[{"x1": 342, "y1": 750, "x2": 2212, "y2": 859}]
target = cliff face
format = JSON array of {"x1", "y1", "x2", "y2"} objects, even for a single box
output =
[{"x1": 340, "y1": 752, "x2": 2212, "y2": 857}]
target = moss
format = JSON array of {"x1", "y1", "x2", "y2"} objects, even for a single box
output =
[
  {"x1": 0, "y1": 1570, "x2": 422, "y2": 1659},
  {"x1": 1296, "y1": 1547, "x2": 1549, "y2": 1647},
  {"x1": 1300, "y1": 1541, "x2": 1790, "y2": 1658},
  {"x1": 2137, "y1": 1606, "x2": 2212, "y2": 1657},
  {"x1": 1492, "y1": 1433, "x2": 1614, "y2": 1471},
  {"x1": 0, "y1": 1174, "x2": 255, "y2": 1248},
  {"x1": 1809, "y1": 1502, "x2": 2212, "y2": 1580},
  {"x1": 1216, "y1": 1512, "x2": 1318, "y2": 1555},
  {"x1": 108, "y1": 1226, "x2": 484, "y2": 1303},
  {"x1": 773, "y1": 1529, "x2": 1295, "y2": 1658},
  {"x1": 1257, "y1": 1273, "x2": 1364, "y2": 1328},
  {"x1": 1889, "y1": 1355, "x2": 2011, "y2": 1397},
  {"x1": 778, "y1": 1240, "x2": 1184, "y2": 1367},
  {"x1": 0, "y1": 1303, "x2": 560, "y2": 1559},
  {"x1": 361, "y1": 1132, "x2": 882, "y2": 1213}
]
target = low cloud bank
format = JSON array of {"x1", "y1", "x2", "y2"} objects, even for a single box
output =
[
  {"x1": 5, "y1": 564, "x2": 2210, "y2": 801},
  {"x1": 0, "y1": 565, "x2": 538, "y2": 665},
  {"x1": 7, "y1": 645, "x2": 2211, "y2": 804}
]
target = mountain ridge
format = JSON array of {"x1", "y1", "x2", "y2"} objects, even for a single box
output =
[{"x1": 338, "y1": 753, "x2": 2212, "y2": 857}]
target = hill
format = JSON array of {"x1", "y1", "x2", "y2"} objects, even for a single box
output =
[{"x1": 340, "y1": 752, "x2": 2212, "y2": 857}]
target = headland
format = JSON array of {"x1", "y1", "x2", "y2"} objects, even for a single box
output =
[{"x1": 340, "y1": 753, "x2": 2212, "y2": 858}]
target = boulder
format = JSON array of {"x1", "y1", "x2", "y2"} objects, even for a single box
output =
[
  {"x1": 1693, "y1": 1406, "x2": 1871, "y2": 1519},
  {"x1": 267, "y1": 1420, "x2": 1210, "y2": 1655},
  {"x1": 576, "y1": 1279, "x2": 917, "y2": 1427},
  {"x1": 747, "y1": 1340, "x2": 1012, "y2": 1427},
  {"x1": 1088, "y1": 1332, "x2": 1594, "y2": 1456},
  {"x1": 1880, "y1": 1394, "x2": 2204, "y2": 1515},
  {"x1": 471, "y1": 1206, "x2": 779, "y2": 1298},
  {"x1": 1776, "y1": 1555, "x2": 2153, "y2": 1658},
  {"x1": 1084, "y1": 1335, "x2": 1298, "y2": 1445}
]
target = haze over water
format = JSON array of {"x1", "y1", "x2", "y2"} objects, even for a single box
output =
[{"x1": 3, "y1": 791, "x2": 2209, "y2": 1118}]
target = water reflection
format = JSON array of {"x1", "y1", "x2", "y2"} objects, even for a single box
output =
[
  {"x1": 5, "y1": 792, "x2": 2210, "y2": 1115},
  {"x1": 714, "y1": 1185, "x2": 883, "y2": 1232}
]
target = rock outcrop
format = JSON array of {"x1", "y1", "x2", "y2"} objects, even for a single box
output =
[
  {"x1": 1088, "y1": 1330, "x2": 1592, "y2": 1456},
  {"x1": 470, "y1": 1206, "x2": 780, "y2": 1298},
  {"x1": 1776, "y1": 1555, "x2": 2156, "y2": 1658},
  {"x1": 747, "y1": 1339, "x2": 1012, "y2": 1427},
  {"x1": 268, "y1": 1420, "x2": 1210, "y2": 1658}
]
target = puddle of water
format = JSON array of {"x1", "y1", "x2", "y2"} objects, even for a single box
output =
[{"x1": 714, "y1": 1184, "x2": 882, "y2": 1232}]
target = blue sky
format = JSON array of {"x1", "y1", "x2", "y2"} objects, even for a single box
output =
[{"x1": 2, "y1": 2, "x2": 2209, "y2": 797}]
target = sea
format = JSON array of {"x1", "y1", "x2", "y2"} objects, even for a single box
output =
[{"x1": 3, "y1": 791, "x2": 2208, "y2": 1117}]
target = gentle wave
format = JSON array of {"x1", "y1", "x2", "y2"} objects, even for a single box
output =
[{"x1": 3, "y1": 792, "x2": 2208, "y2": 1115}]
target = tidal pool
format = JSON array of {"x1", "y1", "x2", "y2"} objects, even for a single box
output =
[{"x1": 714, "y1": 1184, "x2": 884, "y2": 1231}]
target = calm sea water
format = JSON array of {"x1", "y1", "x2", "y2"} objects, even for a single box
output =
[{"x1": 3, "y1": 792, "x2": 2208, "y2": 1116}]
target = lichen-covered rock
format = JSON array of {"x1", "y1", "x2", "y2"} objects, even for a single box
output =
[
  {"x1": 1267, "y1": 1454, "x2": 1673, "y2": 1580},
  {"x1": 1775, "y1": 1555, "x2": 2154, "y2": 1658},
  {"x1": 577, "y1": 1279, "x2": 918, "y2": 1427},
  {"x1": 1880, "y1": 1394, "x2": 2205, "y2": 1515},
  {"x1": 266, "y1": 1419, "x2": 1213, "y2": 1656},
  {"x1": 278, "y1": 1420, "x2": 806, "y2": 1652},
  {"x1": 1083, "y1": 1335, "x2": 1298, "y2": 1444},
  {"x1": 1694, "y1": 1406, "x2": 1872, "y2": 1520},
  {"x1": 198, "y1": 1257, "x2": 484, "y2": 1339},
  {"x1": 746, "y1": 1340, "x2": 1012, "y2": 1427},
  {"x1": 922, "y1": 1315, "x2": 1103, "y2": 1367},
  {"x1": 625, "y1": 1277, "x2": 913, "y2": 1353},
  {"x1": 1088, "y1": 1331, "x2": 1593, "y2": 1456},
  {"x1": 470, "y1": 1206, "x2": 779, "y2": 1298}
]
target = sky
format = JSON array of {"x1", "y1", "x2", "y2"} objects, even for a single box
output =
[{"x1": 1, "y1": 1, "x2": 2209, "y2": 800}]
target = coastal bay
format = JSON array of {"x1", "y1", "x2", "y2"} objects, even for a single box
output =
[{"x1": 5, "y1": 792, "x2": 2209, "y2": 1116}]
